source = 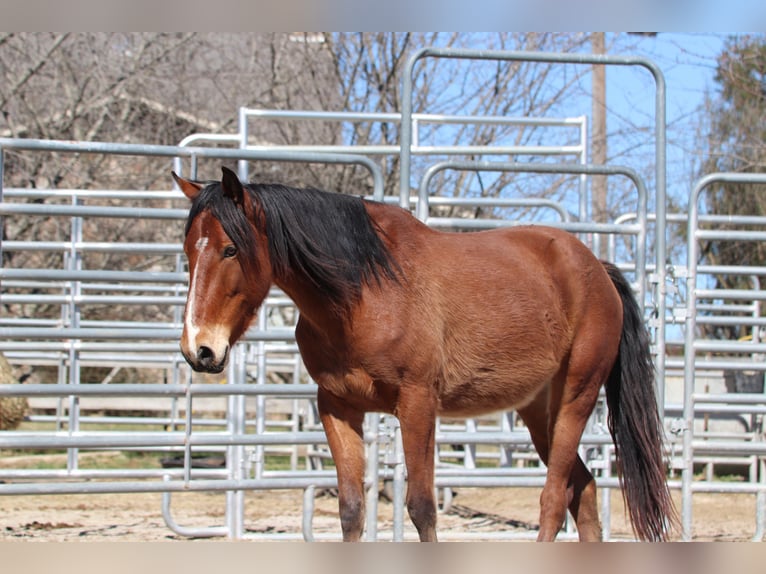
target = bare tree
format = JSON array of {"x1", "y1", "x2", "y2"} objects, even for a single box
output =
[
  {"x1": 2, "y1": 32, "x2": 594, "y2": 197},
  {"x1": 2, "y1": 32, "x2": 595, "y2": 328}
]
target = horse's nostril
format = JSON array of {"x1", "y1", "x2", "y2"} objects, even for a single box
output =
[{"x1": 197, "y1": 346, "x2": 214, "y2": 363}]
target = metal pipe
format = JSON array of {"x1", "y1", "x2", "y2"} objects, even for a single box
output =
[{"x1": 0, "y1": 137, "x2": 385, "y2": 202}]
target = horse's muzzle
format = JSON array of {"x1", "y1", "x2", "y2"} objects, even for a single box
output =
[{"x1": 182, "y1": 344, "x2": 229, "y2": 374}]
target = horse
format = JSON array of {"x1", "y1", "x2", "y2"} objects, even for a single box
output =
[{"x1": 173, "y1": 166, "x2": 677, "y2": 542}]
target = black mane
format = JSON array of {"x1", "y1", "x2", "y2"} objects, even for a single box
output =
[{"x1": 186, "y1": 181, "x2": 401, "y2": 307}]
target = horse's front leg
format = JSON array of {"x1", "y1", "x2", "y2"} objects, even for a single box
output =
[
  {"x1": 317, "y1": 388, "x2": 367, "y2": 541},
  {"x1": 397, "y1": 383, "x2": 439, "y2": 542}
]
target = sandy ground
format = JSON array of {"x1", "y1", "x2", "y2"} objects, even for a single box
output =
[{"x1": 0, "y1": 479, "x2": 761, "y2": 542}]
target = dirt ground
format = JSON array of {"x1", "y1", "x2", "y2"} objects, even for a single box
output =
[{"x1": 0, "y1": 479, "x2": 760, "y2": 542}]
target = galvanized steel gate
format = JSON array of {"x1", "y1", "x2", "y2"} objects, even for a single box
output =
[{"x1": 0, "y1": 48, "x2": 764, "y2": 541}]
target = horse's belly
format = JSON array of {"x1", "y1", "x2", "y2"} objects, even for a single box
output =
[{"x1": 436, "y1": 358, "x2": 558, "y2": 418}]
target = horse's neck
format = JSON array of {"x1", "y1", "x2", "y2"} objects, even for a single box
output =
[{"x1": 274, "y1": 275, "x2": 348, "y2": 336}]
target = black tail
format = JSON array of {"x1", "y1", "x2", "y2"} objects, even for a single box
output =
[{"x1": 602, "y1": 262, "x2": 678, "y2": 542}]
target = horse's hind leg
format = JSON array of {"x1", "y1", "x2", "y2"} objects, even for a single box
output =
[
  {"x1": 317, "y1": 388, "x2": 367, "y2": 541},
  {"x1": 537, "y1": 316, "x2": 622, "y2": 542},
  {"x1": 564, "y1": 456, "x2": 602, "y2": 541},
  {"x1": 518, "y1": 383, "x2": 603, "y2": 542}
]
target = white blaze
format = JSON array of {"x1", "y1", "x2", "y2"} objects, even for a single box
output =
[{"x1": 184, "y1": 236, "x2": 209, "y2": 351}]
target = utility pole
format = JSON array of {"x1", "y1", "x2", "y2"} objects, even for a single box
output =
[{"x1": 591, "y1": 32, "x2": 608, "y2": 259}]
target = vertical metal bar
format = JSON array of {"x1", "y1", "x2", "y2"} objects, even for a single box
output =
[
  {"x1": 635, "y1": 170, "x2": 649, "y2": 313},
  {"x1": 302, "y1": 485, "x2": 316, "y2": 542},
  {"x1": 400, "y1": 56, "x2": 416, "y2": 210},
  {"x1": 755, "y1": 458, "x2": 766, "y2": 542},
  {"x1": 649, "y1": 61, "x2": 668, "y2": 419},
  {"x1": 682, "y1": 179, "x2": 702, "y2": 542},
  {"x1": 225, "y1": 344, "x2": 247, "y2": 539},
  {"x1": 499, "y1": 411, "x2": 514, "y2": 467},
  {"x1": 172, "y1": 156, "x2": 183, "y2": 179},
  {"x1": 55, "y1": 355, "x2": 66, "y2": 432},
  {"x1": 170, "y1": 254, "x2": 185, "y2": 432},
  {"x1": 237, "y1": 345, "x2": 248, "y2": 539},
  {"x1": 183, "y1": 370, "x2": 193, "y2": 483},
  {"x1": 365, "y1": 413, "x2": 380, "y2": 541},
  {"x1": 392, "y1": 422, "x2": 406, "y2": 542},
  {"x1": 578, "y1": 115, "x2": 589, "y2": 224},
  {"x1": 224, "y1": 359, "x2": 236, "y2": 537},
  {"x1": 254, "y1": 309, "x2": 268, "y2": 479},
  {"x1": 753, "y1": 365, "x2": 765, "y2": 542},
  {"x1": 67, "y1": 194, "x2": 83, "y2": 472},
  {"x1": 601, "y1": 443, "x2": 612, "y2": 540},
  {"x1": 290, "y1": 356, "x2": 302, "y2": 472},
  {"x1": 54, "y1": 168, "x2": 72, "y2": 433},
  {"x1": 463, "y1": 419, "x2": 477, "y2": 469},
  {"x1": 238, "y1": 106, "x2": 249, "y2": 182},
  {"x1": 751, "y1": 276, "x2": 761, "y2": 347}
]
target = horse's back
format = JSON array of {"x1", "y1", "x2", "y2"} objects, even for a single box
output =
[{"x1": 420, "y1": 225, "x2": 618, "y2": 330}]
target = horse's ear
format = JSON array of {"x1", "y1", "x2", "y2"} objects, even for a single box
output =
[
  {"x1": 172, "y1": 172, "x2": 203, "y2": 201},
  {"x1": 221, "y1": 166, "x2": 245, "y2": 206}
]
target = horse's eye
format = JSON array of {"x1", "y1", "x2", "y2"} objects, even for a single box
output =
[{"x1": 223, "y1": 245, "x2": 238, "y2": 258}]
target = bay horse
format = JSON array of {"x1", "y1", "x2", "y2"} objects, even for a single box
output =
[{"x1": 174, "y1": 166, "x2": 677, "y2": 542}]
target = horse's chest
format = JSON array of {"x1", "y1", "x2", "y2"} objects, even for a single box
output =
[{"x1": 307, "y1": 367, "x2": 400, "y2": 414}]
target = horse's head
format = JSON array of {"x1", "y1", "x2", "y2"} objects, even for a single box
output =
[{"x1": 174, "y1": 167, "x2": 272, "y2": 373}]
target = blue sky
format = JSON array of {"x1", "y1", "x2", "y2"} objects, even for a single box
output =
[
  {"x1": 615, "y1": 33, "x2": 724, "y2": 123},
  {"x1": 600, "y1": 33, "x2": 730, "y2": 211}
]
